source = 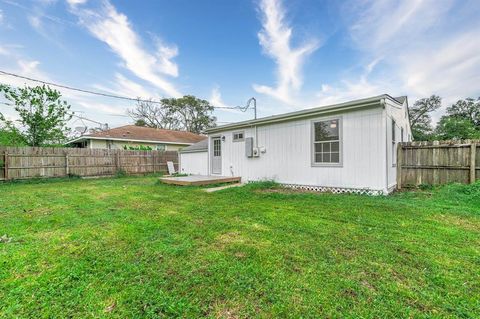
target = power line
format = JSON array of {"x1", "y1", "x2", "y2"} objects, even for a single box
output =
[
  {"x1": 0, "y1": 69, "x2": 253, "y2": 112},
  {"x1": 0, "y1": 100, "x2": 107, "y2": 128}
]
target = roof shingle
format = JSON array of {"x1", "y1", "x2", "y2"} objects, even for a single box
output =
[{"x1": 85, "y1": 125, "x2": 206, "y2": 144}]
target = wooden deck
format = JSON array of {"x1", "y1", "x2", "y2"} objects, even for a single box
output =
[{"x1": 159, "y1": 175, "x2": 241, "y2": 186}]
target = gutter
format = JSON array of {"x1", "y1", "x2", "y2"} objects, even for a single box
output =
[{"x1": 206, "y1": 100, "x2": 383, "y2": 133}]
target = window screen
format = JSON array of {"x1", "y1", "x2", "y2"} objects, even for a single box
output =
[{"x1": 313, "y1": 119, "x2": 340, "y2": 164}]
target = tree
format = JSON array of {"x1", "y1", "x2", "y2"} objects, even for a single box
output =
[
  {"x1": 0, "y1": 84, "x2": 73, "y2": 146},
  {"x1": 128, "y1": 99, "x2": 178, "y2": 129},
  {"x1": 435, "y1": 116, "x2": 480, "y2": 140},
  {"x1": 128, "y1": 95, "x2": 216, "y2": 133},
  {"x1": 408, "y1": 95, "x2": 442, "y2": 140},
  {"x1": 161, "y1": 95, "x2": 216, "y2": 134},
  {"x1": 444, "y1": 97, "x2": 480, "y2": 128},
  {"x1": 134, "y1": 119, "x2": 147, "y2": 127},
  {"x1": 434, "y1": 97, "x2": 480, "y2": 140},
  {"x1": 0, "y1": 125, "x2": 26, "y2": 146}
]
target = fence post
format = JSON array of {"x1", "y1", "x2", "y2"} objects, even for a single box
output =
[
  {"x1": 152, "y1": 152, "x2": 156, "y2": 174},
  {"x1": 471, "y1": 142, "x2": 477, "y2": 184},
  {"x1": 65, "y1": 152, "x2": 69, "y2": 176},
  {"x1": 116, "y1": 151, "x2": 120, "y2": 172},
  {"x1": 3, "y1": 151, "x2": 8, "y2": 180},
  {"x1": 396, "y1": 143, "x2": 403, "y2": 190}
]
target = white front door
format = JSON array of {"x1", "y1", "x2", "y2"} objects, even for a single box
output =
[{"x1": 211, "y1": 137, "x2": 222, "y2": 174}]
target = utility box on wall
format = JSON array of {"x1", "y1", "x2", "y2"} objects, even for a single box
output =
[{"x1": 245, "y1": 137, "x2": 253, "y2": 157}]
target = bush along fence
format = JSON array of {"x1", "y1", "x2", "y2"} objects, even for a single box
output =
[
  {"x1": 0, "y1": 146, "x2": 178, "y2": 181},
  {"x1": 397, "y1": 140, "x2": 479, "y2": 188}
]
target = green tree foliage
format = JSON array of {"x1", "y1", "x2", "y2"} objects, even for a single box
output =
[
  {"x1": 128, "y1": 95, "x2": 216, "y2": 134},
  {"x1": 0, "y1": 84, "x2": 73, "y2": 146},
  {"x1": 435, "y1": 97, "x2": 480, "y2": 140},
  {"x1": 0, "y1": 125, "x2": 26, "y2": 146},
  {"x1": 435, "y1": 116, "x2": 479, "y2": 140},
  {"x1": 408, "y1": 95, "x2": 442, "y2": 140},
  {"x1": 445, "y1": 97, "x2": 480, "y2": 127},
  {"x1": 122, "y1": 145, "x2": 153, "y2": 151}
]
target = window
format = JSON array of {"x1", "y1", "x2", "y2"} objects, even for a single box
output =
[
  {"x1": 156, "y1": 144, "x2": 166, "y2": 151},
  {"x1": 213, "y1": 139, "x2": 221, "y2": 156},
  {"x1": 392, "y1": 119, "x2": 396, "y2": 166},
  {"x1": 312, "y1": 118, "x2": 341, "y2": 164},
  {"x1": 232, "y1": 131, "x2": 244, "y2": 142},
  {"x1": 401, "y1": 127, "x2": 404, "y2": 142}
]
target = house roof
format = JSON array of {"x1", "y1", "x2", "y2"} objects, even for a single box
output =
[
  {"x1": 206, "y1": 94, "x2": 403, "y2": 134},
  {"x1": 69, "y1": 125, "x2": 206, "y2": 145},
  {"x1": 179, "y1": 139, "x2": 208, "y2": 153},
  {"x1": 393, "y1": 96, "x2": 407, "y2": 104}
]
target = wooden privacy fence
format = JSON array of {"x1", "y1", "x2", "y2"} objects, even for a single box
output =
[
  {"x1": 397, "y1": 140, "x2": 479, "y2": 188},
  {"x1": 0, "y1": 146, "x2": 178, "y2": 181}
]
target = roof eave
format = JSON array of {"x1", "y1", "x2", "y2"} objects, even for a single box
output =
[
  {"x1": 206, "y1": 95, "x2": 391, "y2": 134},
  {"x1": 67, "y1": 136, "x2": 195, "y2": 145}
]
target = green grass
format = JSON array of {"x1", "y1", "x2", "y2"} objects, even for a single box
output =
[{"x1": 1, "y1": 177, "x2": 479, "y2": 318}]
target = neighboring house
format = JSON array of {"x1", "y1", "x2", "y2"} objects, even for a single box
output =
[
  {"x1": 68, "y1": 125, "x2": 206, "y2": 151},
  {"x1": 180, "y1": 94, "x2": 412, "y2": 195}
]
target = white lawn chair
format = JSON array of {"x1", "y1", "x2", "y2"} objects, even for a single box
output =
[{"x1": 167, "y1": 161, "x2": 176, "y2": 175}]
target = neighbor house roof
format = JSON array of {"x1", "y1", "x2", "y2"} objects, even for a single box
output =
[
  {"x1": 179, "y1": 139, "x2": 208, "y2": 153},
  {"x1": 206, "y1": 94, "x2": 403, "y2": 134},
  {"x1": 69, "y1": 125, "x2": 206, "y2": 145}
]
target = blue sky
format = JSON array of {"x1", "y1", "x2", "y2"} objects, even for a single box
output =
[{"x1": 0, "y1": 0, "x2": 479, "y2": 129}]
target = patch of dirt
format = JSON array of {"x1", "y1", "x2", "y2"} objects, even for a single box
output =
[
  {"x1": 208, "y1": 300, "x2": 241, "y2": 319},
  {"x1": 0, "y1": 234, "x2": 12, "y2": 243},
  {"x1": 234, "y1": 252, "x2": 246, "y2": 259},
  {"x1": 104, "y1": 301, "x2": 116, "y2": 313},
  {"x1": 215, "y1": 232, "x2": 245, "y2": 248},
  {"x1": 432, "y1": 214, "x2": 480, "y2": 233}
]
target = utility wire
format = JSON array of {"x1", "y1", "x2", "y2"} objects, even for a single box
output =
[
  {"x1": 0, "y1": 70, "x2": 254, "y2": 112},
  {"x1": 0, "y1": 100, "x2": 106, "y2": 128}
]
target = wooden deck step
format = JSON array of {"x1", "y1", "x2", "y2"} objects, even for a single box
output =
[{"x1": 159, "y1": 175, "x2": 241, "y2": 186}]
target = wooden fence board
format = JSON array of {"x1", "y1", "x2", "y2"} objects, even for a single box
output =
[
  {"x1": 0, "y1": 146, "x2": 178, "y2": 181},
  {"x1": 398, "y1": 140, "x2": 480, "y2": 188}
]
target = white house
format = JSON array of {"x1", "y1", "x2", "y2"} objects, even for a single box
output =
[{"x1": 180, "y1": 95, "x2": 412, "y2": 195}]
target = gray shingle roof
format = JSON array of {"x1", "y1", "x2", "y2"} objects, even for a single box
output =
[
  {"x1": 393, "y1": 96, "x2": 407, "y2": 104},
  {"x1": 179, "y1": 138, "x2": 208, "y2": 153}
]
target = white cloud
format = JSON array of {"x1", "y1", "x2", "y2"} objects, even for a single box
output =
[
  {"x1": 316, "y1": 0, "x2": 480, "y2": 118},
  {"x1": 68, "y1": 0, "x2": 181, "y2": 97},
  {"x1": 66, "y1": 0, "x2": 87, "y2": 5},
  {"x1": 93, "y1": 73, "x2": 158, "y2": 101},
  {"x1": 0, "y1": 51, "x2": 132, "y2": 127},
  {"x1": 209, "y1": 85, "x2": 229, "y2": 108},
  {"x1": 253, "y1": 0, "x2": 320, "y2": 104},
  {"x1": 27, "y1": 15, "x2": 42, "y2": 29}
]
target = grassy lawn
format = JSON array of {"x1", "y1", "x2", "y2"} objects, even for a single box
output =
[{"x1": 1, "y1": 177, "x2": 479, "y2": 318}]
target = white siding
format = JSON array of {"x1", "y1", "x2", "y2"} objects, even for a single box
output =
[
  {"x1": 385, "y1": 99, "x2": 412, "y2": 190},
  {"x1": 180, "y1": 152, "x2": 208, "y2": 175},
  {"x1": 209, "y1": 106, "x2": 388, "y2": 192}
]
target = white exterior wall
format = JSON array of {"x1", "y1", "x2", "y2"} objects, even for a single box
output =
[
  {"x1": 208, "y1": 106, "x2": 390, "y2": 193},
  {"x1": 86, "y1": 139, "x2": 187, "y2": 151},
  {"x1": 180, "y1": 152, "x2": 208, "y2": 175},
  {"x1": 385, "y1": 99, "x2": 413, "y2": 191}
]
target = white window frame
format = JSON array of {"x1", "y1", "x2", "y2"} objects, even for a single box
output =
[
  {"x1": 232, "y1": 131, "x2": 245, "y2": 142},
  {"x1": 311, "y1": 116, "x2": 343, "y2": 167}
]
